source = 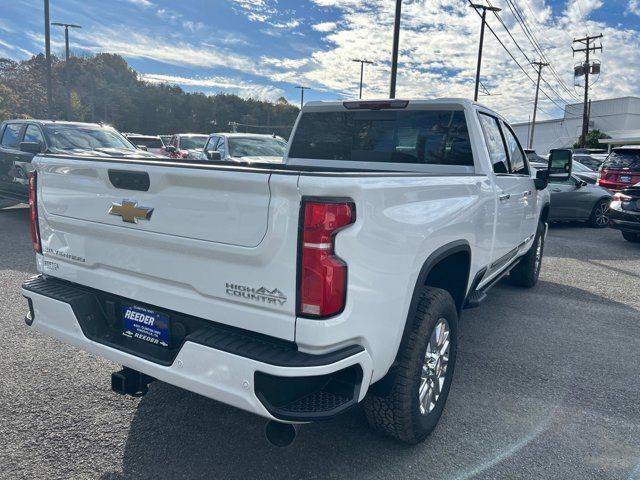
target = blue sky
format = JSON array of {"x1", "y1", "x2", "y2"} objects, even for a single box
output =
[{"x1": 1, "y1": 0, "x2": 640, "y2": 122}]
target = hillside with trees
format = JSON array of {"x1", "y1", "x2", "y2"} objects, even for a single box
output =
[{"x1": 0, "y1": 53, "x2": 300, "y2": 138}]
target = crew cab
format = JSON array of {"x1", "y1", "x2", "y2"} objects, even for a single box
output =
[{"x1": 21, "y1": 99, "x2": 571, "y2": 445}]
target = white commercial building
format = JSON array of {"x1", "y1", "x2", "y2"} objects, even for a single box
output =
[{"x1": 511, "y1": 96, "x2": 640, "y2": 154}]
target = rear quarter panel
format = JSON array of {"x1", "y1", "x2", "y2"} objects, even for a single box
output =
[{"x1": 295, "y1": 173, "x2": 495, "y2": 382}]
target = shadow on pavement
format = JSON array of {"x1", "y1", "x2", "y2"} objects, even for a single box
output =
[
  {"x1": 547, "y1": 223, "x2": 640, "y2": 262},
  {"x1": 0, "y1": 205, "x2": 36, "y2": 275},
  {"x1": 99, "y1": 280, "x2": 640, "y2": 480}
]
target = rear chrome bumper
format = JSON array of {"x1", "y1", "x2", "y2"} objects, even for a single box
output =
[{"x1": 22, "y1": 275, "x2": 373, "y2": 422}]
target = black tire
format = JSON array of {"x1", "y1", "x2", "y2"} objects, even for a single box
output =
[
  {"x1": 622, "y1": 231, "x2": 640, "y2": 243},
  {"x1": 588, "y1": 198, "x2": 610, "y2": 228},
  {"x1": 510, "y1": 221, "x2": 545, "y2": 288},
  {"x1": 363, "y1": 287, "x2": 458, "y2": 444}
]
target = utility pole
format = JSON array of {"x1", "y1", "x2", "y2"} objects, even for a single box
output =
[
  {"x1": 295, "y1": 86, "x2": 310, "y2": 109},
  {"x1": 44, "y1": 0, "x2": 53, "y2": 117},
  {"x1": 51, "y1": 22, "x2": 82, "y2": 120},
  {"x1": 352, "y1": 59, "x2": 373, "y2": 99},
  {"x1": 389, "y1": 0, "x2": 402, "y2": 99},
  {"x1": 470, "y1": 3, "x2": 501, "y2": 102},
  {"x1": 573, "y1": 34, "x2": 603, "y2": 148},
  {"x1": 528, "y1": 61, "x2": 549, "y2": 149}
]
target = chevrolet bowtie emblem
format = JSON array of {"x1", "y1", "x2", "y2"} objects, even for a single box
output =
[{"x1": 109, "y1": 200, "x2": 154, "y2": 223}]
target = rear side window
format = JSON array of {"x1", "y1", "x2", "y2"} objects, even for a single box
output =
[
  {"x1": 478, "y1": 114, "x2": 509, "y2": 174},
  {"x1": 1, "y1": 123, "x2": 23, "y2": 148},
  {"x1": 501, "y1": 122, "x2": 528, "y2": 175},
  {"x1": 603, "y1": 150, "x2": 640, "y2": 171},
  {"x1": 23, "y1": 125, "x2": 45, "y2": 145},
  {"x1": 288, "y1": 110, "x2": 473, "y2": 166},
  {"x1": 129, "y1": 137, "x2": 163, "y2": 148}
]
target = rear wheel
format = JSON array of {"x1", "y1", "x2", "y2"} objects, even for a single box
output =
[
  {"x1": 510, "y1": 221, "x2": 545, "y2": 288},
  {"x1": 363, "y1": 287, "x2": 458, "y2": 444},
  {"x1": 622, "y1": 231, "x2": 640, "y2": 243},
  {"x1": 588, "y1": 198, "x2": 610, "y2": 228}
]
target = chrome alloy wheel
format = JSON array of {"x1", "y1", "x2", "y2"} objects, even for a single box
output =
[
  {"x1": 419, "y1": 318, "x2": 451, "y2": 415},
  {"x1": 595, "y1": 202, "x2": 610, "y2": 227}
]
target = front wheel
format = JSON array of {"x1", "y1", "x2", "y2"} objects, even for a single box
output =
[
  {"x1": 363, "y1": 287, "x2": 458, "y2": 444},
  {"x1": 588, "y1": 199, "x2": 610, "y2": 228},
  {"x1": 510, "y1": 221, "x2": 545, "y2": 288},
  {"x1": 622, "y1": 231, "x2": 640, "y2": 243}
]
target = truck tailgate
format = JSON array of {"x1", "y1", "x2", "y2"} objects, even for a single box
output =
[{"x1": 34, "y1": 156, "x2": 300, "y2": 340}]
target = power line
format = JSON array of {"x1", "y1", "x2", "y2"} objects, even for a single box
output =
[
  {"x1": 504, "y1": 0, "x2": 581, "y2": 101},
  {"x1": 487, "y1": 0, "x2": 577, "y2": 105},
  {"x1": 467, "y1": 0, "x2": 567, "y2": 112}
]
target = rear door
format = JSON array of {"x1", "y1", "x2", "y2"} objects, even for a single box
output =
[
  {"x1": 36, "y1": 157, "x2": 301, "y2": 340},
  {"x1": 500, "y1": 121, "x2": 538, "y2": 242},
  {"x1": 0, "y1": 123, "x2": 26, "y2": 197},
  {"x1": 478, "y1": 113, "x2": 525, "y2": 269},
  {"x1": 10, "y1": 124, "x2": 45, "y2": 196}
]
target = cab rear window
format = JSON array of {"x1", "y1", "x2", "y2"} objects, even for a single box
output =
[
  {"x1": 288, "y1": 110, "x2": 473, "y2": 166},
  {"x1": 603, "y1": 150, "x2": 640, "y2": 171}
]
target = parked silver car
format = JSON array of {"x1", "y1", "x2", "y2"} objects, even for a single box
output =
[
  {"x1": 547, "y1": 174, "x2": 611, "y2": 227},
  {"x1": 201, "y1": 133, "x2": 287, "y2": 163}
]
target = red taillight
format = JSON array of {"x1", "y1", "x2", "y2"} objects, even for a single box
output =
[
  {"x1": 298, "y1": 200, "x2": 355, "y2": 318},
  {"x1": 28, "y1": 172, "x2": 41, "y2": 253}
]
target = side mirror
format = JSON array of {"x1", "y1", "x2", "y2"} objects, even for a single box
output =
[
  {"x1": 534, "y1": 169, "x2": 548, "y2": 190},
  {"x1": 206, "y1": 151, "x2": 221, "y2": 161},
  {"x1": 19, "y1": 141, "x2": 43, "y2": 155},
  {"x1": 165, "y1": 145, "x2": 176, "y2": 153},
  {"x1": 548, "y1": 149, "x2": 573, "y2": 182},
  {"x1": 136, "y1": 145, "x2": 148, "y2": 151}
]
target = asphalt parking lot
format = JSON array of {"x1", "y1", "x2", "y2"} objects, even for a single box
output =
[{"x1": 1, "y1": 204, "x2": 639, "y2": 480}]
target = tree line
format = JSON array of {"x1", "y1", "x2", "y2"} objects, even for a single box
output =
[{"x1": 0, "y1": 53, "x2": 300, "y2": 138}]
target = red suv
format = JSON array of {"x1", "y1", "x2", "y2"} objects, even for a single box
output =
[{"x1": 597, "y1": 146, "x2": 640, "y2": 191}]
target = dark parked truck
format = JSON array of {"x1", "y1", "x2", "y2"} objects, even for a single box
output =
[
  {"x1": 21, "y1": 99, "x2": 572, "y2": 445},
  {"x1": 0, "y1": 120, "x2": 155, "y2": 204}
]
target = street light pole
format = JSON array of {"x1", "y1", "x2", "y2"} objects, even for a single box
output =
[
  {"x1": 44, "y1": 0, "x2": 53, "y2": 117},
  {"x1": 352, "y1": 59, "x2": 373, "y2": 99},
  {"x1": 51, "y1": 22, "x2": 82, "y2": 61},
  {"x1": 295, "y1": 86, "x2": 310, "y2": 109},
  {"x1": 389, "y1": 0, "x2": 402, "y2": 99},
  {"x1": 51, "y1": 22, "x2": 82, "y2": 120},
  {"x1": 470, "y1": 3, "x2": 501, "y2": 102}
]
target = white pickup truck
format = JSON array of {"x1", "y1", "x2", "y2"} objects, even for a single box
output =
[{"x1": 22, "y1": 99, "x2": 572, "y2": 445}]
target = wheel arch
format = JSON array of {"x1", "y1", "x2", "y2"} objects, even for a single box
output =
[
  {"x1": 369, "y1": 240, "x2": 471, "y2": 396},
  {"x1": 540, "y1": 202, "x2": 551, "y2": 224}
]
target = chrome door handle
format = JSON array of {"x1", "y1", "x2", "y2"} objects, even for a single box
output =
[
  {"x1": 498, "y1": 194, "x2": 511, "y2": 201},
  {"x1": 522, "y1": 190, "x2": 532, "y2": 197}
]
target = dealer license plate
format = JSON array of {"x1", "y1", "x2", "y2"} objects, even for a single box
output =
[{"x1": 122, "y1": 304, "x2": 170, "y2": 347}]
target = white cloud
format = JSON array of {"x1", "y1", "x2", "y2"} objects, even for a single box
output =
[
  {"x1": 126, "y1": 0, "x2": 154, "y2": 7},
  {"x1": 630, "y1": 0, "x2": 640, "y2": 16},
  {"x1": 232, "y1": 0, "x2": 302, "y2": 31},
  {"x1": 262, "y1": 0, "x2": 640, "y2": 123},
  {"x1": 140, "y1": 73, "x2": 284, "y2": 101},
  {"x1": 312, "y1": 22, "x2": 337, "y2": 32}
]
